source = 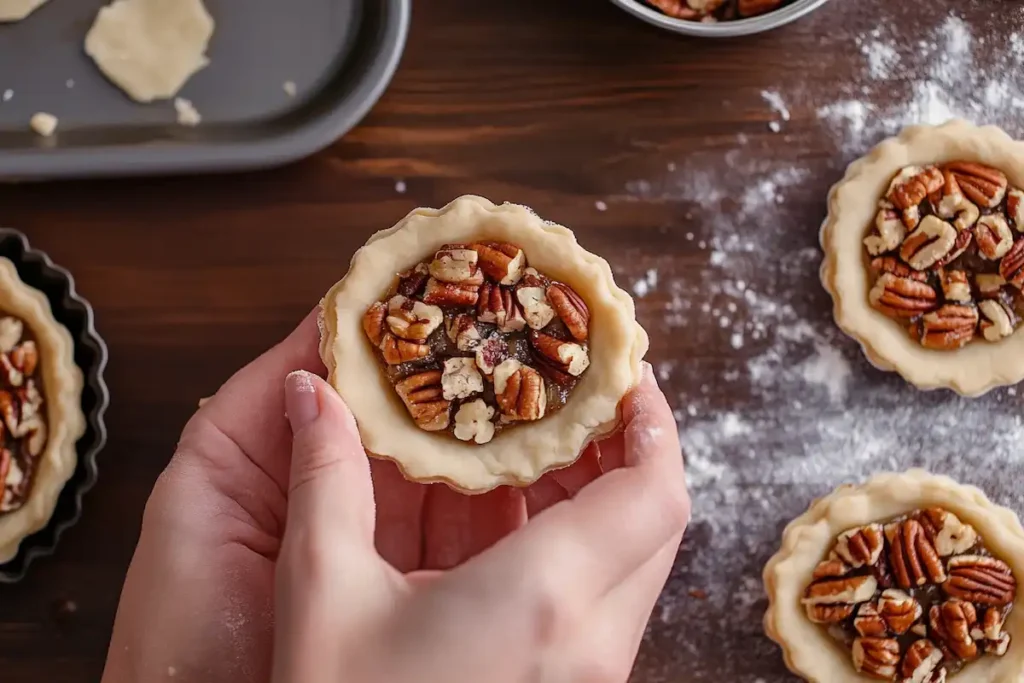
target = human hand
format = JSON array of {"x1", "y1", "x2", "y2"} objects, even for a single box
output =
[{"x1": 272, "y1": 364, "x2": 689, "y2": 683}]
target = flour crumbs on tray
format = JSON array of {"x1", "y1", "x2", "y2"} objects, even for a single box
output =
[{"x1": 174, "y1": 98, "x2": 201, "y2": 127}]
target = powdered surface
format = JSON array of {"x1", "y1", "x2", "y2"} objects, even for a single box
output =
[{"x1": 606, "y1": 4, "x2": 1024, "y2": 681}]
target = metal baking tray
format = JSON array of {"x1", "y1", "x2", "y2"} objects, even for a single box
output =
[{"x1": 0, "y1": 0, "x2": 409, "y2": 180}]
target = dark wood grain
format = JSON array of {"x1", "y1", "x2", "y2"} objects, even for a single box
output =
[{"x1": 1, "y1": 0, "x2": 1020, "y2": 680}]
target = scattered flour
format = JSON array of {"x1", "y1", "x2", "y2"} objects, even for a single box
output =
[
  {"x1": 595, "y1": 200, "x2": 608, "y2": 212},
  {"x1": 2, "y1": 89, "x2": 12, "y2": 102},
  {"x1": 631, "y1": 268, "x2": 659, "y2": 298},
  {"x1": 394, "y1": 179, "x2": 407, "y2": 194}
]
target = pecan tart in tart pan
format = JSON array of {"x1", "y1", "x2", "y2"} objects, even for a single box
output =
[
  {"x1": 764, "y1": 469, "x2": 1024, "y2": 683},
  {"x1": 0, "y1": 230, "x2": 106, "y2": 581},
  {"x1": 319, "y1": 195, "x2": 648, "y2": 493},
  {"x1": 821, "y1": 119, "x2": 1024, "y2": 396}
]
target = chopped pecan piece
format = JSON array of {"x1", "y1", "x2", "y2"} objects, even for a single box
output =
[
  {"x1": 452, "y1": 399, "x2": 495, "y2": 444},
  {"x1": 919, "y1": 305, "x2": 978, "y2": 350},
  {"x1": 939, "y1": 270, "x2": 971, "y2": 303},
  {"x1": 871, "y1": 256, "x2": 927, "y2": 281},
  {"x1": 975, "y1": 214, "x2": 1014, "y2": 260},
  {"x1": 478, "y1": 282, "x2": 526, "y2": 333},
  {"x1": 834, "y1": 524, "x2": 885, "y2": 568},
  {"x1": 446, "y1": 313, "x2": 481, "y2": 351},
  {"x1": 915, "y1": 508, "x2": 978, "y2": 557},
  {"x1": 422, "y1": 277, "x2": 481, "y2": 307},
  {"x1": 888, "y1": 165, "x2": 945, "y2": 227},
  {"x1": 441, "y1": 357, "x2": 484, "y2": 401},
  {"x1": 380, "y1": 334, "x2": 430, "y2": 365},
  {"x1": 428, "y1": 246, "x2": 483, "y2": 285},
  {"x1": 529, "y1": 330, "x2": 590, "y2": 377},
  {"x1": 877, "y1": 589, "x2": 921, "y2": 635},
  {"x1": 363, "y1": 302, "x2": 386, "y2": 346},
  {"x1": 943, "y1": 555, "x2": 1016, "y2": 606},
  {"x1": 854, "y1": 603, "x2": 888, "y2": 637},
  {"x1": 980, "y1": 608, "x2": 1011, "y2": 655},
  {"x1": 471, "y1": 242, "x2": 526, "y2": 285},
  {"x1": 900, "y1": 639, "x2": 945, "y2": 683},
  {"x1": 930, "y1": 599, "x2": 979, "y2": 661},
  {"x1": 976, "y1": 273, "x2": 1006, "y2": 296},
  {"x1": 474, "y1": 333, "x2": 507, "y2": 376},
  {"x1": 516, "y1": 286, "x2": 556, "y2": 330},
  {"x1": 10, "y1": 341, "x2": 37, "y2": 376},
  {"x1": 868, "y1": 274, "x2": 937, "y2": 318},
  {"x1": 1008, "y1": 188, "x2": 1024, "y2": 231},
  {"x1": 931, "y1": 171, "x2": 980, "y2": 231},
  {"x1": 865, "y1": 207, "x2": 908, "y2": 256},
  {"x1": 852, "y1": 637, "x2": 900, "y2": 680},
  {"x1": 979, "y1": 299, "x2": 1014, "y2": 342},
  {"x1": 493, "y1": 359, "x2": 546, "y2": 421},
  {"x1": 386, "y1": 295, "x2": 444, "y2": 342},
  {"x1": 547, "y1": 283, "x2": 590, "y2": 341},
  {"x1": 812, "y1": 557, "x2": 852, "y2": 579},
  {"x1": 803, "y1": 574, "x2": 877, "y2": 606},
  {"x1": 394, "y1": 371, "x2": 450, "y2": 432},
  {"x1": 945, "y1": 161, "x2": 1008, "y2": 208},
  {"x1": 935, "y1": 229, "x2": 972, "y2": 268},
  {"x1": 900, "y1": 216, "x2": 958, "y2": 271},
  {"x1": 885, "y1": 519, "x2": 946, "y2": 589},
  {"x1": 999, "y1": 238, "x2": 1024, "y2": 289}
]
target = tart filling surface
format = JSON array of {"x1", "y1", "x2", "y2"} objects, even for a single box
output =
[
  {"x1": 821, "y1": 120, "x2": 1024, "y2": 395},
  {"x1": 0, "y1": 258, "x2": 84, "y2": 563},
  {"x1": 320, "y1": 196, "x2": 648, "y2": 493},
  {"x1": 764, "y1": 469, "x2": 1024, "y2": 683},
  {"x1": 361, "y1": 243, "x2": 592, "y2": 446},
  {"x1": 646, "y1": 0, "x2": 792, "y2": 22}
]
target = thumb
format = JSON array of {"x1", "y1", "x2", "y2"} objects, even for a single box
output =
[{"x1": 283, "y1": 370, "x2": 376, "y2": 550}]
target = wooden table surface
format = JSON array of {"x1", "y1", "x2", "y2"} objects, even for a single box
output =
[{"x1": 2, "y1": 0, "x2": 1023, "y2": 680}]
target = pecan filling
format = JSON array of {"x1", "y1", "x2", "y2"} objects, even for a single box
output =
[
  {"x1": 801, "y1": 508, "x2": 1016, "y2": 681},
  {"x1": 0, "y1": 316, "x2": 47, "y2": 515},
  {"x1": 864, "y1": 162, "x2": 1024, "y2": 350},
  {"x1": 645, "y1": 0, "x2": 794, "y2": 22},
  {"x1": 361, "y1": 242, "x2": 591, "y2": 445}
]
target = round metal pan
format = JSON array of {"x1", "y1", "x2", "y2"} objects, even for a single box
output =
[{"x1": 608, "y1": 0, "x2": 833, "y2": 37}]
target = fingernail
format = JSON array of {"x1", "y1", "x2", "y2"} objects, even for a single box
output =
[{"x1": 285, "y1": 371, "x2": 320, "y2": 432}]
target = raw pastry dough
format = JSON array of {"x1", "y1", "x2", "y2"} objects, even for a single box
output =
[
  {"x1": 763, "y1": 469, "x2": 1024, "y2": 683},
  {"x1": 319, "y1": 195, "x2": 648, "y2": 493},
  {"x1": 0, "y1": 258, "x2": 85, "y2": 563},
  {"x1": 821, "y1": 119, "x2": 1024, "y2": 396},
  {"x1": 84, "y1": 0, "x2": 215, "y2": 103},
  {"x1": 0, "y1": 0, "x2": 47, "y2": 22}
]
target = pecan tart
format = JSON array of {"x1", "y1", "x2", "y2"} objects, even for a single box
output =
[
  {"x1": 319, "y1": 195, "x2": 648, "y2": 493},
  {"x1": 646, "y1": 0, "x2": 793, "y2": 21},
  {"x1": 764, "y1": 470, "x2": 1024, "y2": 683},
  {"x1": 0, "y1": 258, "x2": 85, "y2": 563},
  {"x1": 822, "y1": 120, "x2": 1024, "y2": 395}
]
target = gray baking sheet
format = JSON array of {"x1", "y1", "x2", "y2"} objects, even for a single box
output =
[{"x1": 0, "y1": 0, "x2": 409, "y2": 180}]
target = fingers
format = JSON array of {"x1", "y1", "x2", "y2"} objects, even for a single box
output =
[
  {"x1": 549, "y1": 444, "x2": 603, "y2": 496},
  {"x1": 283, "y1": 371, "x2": 376, "y2": 556},
  {"x1": 190, "y1": 308, "x2": 325, "y2": 490},
  {"x1": 422, "y1": 484, "x2": 527, "y2": 570},
  {"x1": 370, "y1": 458, "x2": 427, "y2": 573},
  {"x1": 470, "y1": 364, "x2": 689, "y2": 611}
]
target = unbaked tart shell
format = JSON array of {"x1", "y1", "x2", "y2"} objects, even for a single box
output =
[
  {"x1": 318, "y1": 195, "x2": 648, "y2": 494},
  {"x1": 763, "y1": 469, "x2": 1024, "y2": 683},
  {"x1": 0, "y1": 257, "x2": 85, "y2": 563},
  {"x1": 821, "y1": 119, "x2": 1024, "y2": 396}
]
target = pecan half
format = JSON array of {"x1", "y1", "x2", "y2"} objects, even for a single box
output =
[
  {"x1": 1008, "y1": 188, "x2": 1024, "y2": 231},
  {"x1": 919, "y1": 305, "x2": 978, "y2": 350},
  {"x1": 871, "y1": 256, "x2": 928, "y2": 281},
  {"x1": 868, "y1": 274, "x2": 938, "y2": 318},
  {"x1": 900, "y1": 216, "x2": 958, "y2": 270},
  {"x1": 945, "y1": 161, "x2": 1008, "y2": 208},
  {"x1": 645, "y1": 0, "x2": 702, "y2": 19},
  {"x1": 851, "y1": 637, "x2": 900, "y2": 680},
  {"x1": 974, "y1": 214, "x2": 1014, "y2": 260},
  {"x1": 916, "y1": 508, "x2": 978, "y2": 557},
  {"x1": 888, "y1": 165, "x2": 945, "y2": 227},
  {"x1": 999, "y1": 238, "x2": 1024, "y2": 288},
  {"x1": 394, "y1": 371, "x2": 450, "y2": 432},
  {"x1": 930, "y1": 599, "x2": 979, "y2": 661},
  {"x1": 865, "y1": 207, "x2": 908, "y2": 256},
  {"x1": 478, "y1": 283, "x2": 526, "y2": 333},
  {"x1": 943, "y1": 555, "x2": 1017, "y2": 606},
  {"x1": 804, "y1": 572, "x2": 877, "y2": 625},
  {"x1": 939, "y1": 270, "x2": 971, "y2": 304},
  {"x1": 452, "y1": 398, "x2": 495, "y2": 444},
  {"x1": 386, "y1": 295, "x2": 444, "y2": 342},
  {"x1": 834, "y1": 524, "x2": 885, "y2": 568},
  {"x1": 363, "y1": 302, "x2": 386, "y2": 346},
  {"x1": 529, "y1": 330, "x2": 591, "y2": 377},
  {"x1": 935, "y1": 229, "x2": 972, "y2": 268},
  {"x1": 380, "y1": 334, "x2": 430, "y2": 365},
  {"x1": 422, "y1": 276, "x2": 481, "y2": 307},
  {"x1": 516, "y1": 286, "x2": 556, "y2": 330},
  {"x1": 981, "y1": 607, "x2": 1011, "y2": 655},
  {"x1": 428, "y1": 246, "x2": 483, "y2": 285},
  {"x1": 547, "y1": 283, "x2": 590, "y2": 341},
  {"x1": 901, "y1": 639, "x2": 945, "y2": 683},
  {"x1": 737, "y1": 0, "x2": 782, "y2": 16},
  {"x1": 931, "y1": 172, "x2": 980, "y2": 231},
  {"x1": 854, "y1": 603, "x2": 889, "y2": 637},
  {"x1": 876, "y1": 589, "x2": 922, "y2": 635},
  {"x1": 446, "y1": 313, "x2": 481, "y2": 351},
  {"x1": 471, "y1": 242, "x2": 526, "y2": 285},
  {"x1": 979, "y1": 299, "x2": 1014, "y2": 342},
  {"x1": 885, "y1": 519, "x2": 947, "y2": 589},
  {"x1": 493, "y1": 359, "x2": 546, "y2": 421}
]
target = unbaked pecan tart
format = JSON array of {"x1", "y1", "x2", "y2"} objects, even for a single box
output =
[
  {"x1": 764, "y1": 469, "x2": 1024, "y2": 683},
  {"x1": 822, "y1": 120, "x2": 1024, "y2": 395},
  {"x1": 646, "y1": 0, "x2": 793, "y2": 22},
  {"x1": 0, "y1": 258, "x2": 85, "y2": 563},
  {"x1": 319, "y1": 195, "x2": 648, "y2": 493}
]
